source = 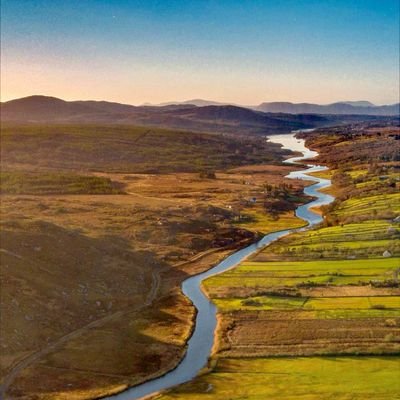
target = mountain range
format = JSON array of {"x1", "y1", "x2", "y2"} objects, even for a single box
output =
[
  {"x1": 1, "y1": 95, "x2": 398, "y2": 136},
  {"x1": 254, "y1": 101, "x2": 399, "y2": 115},
  {"x1": 149, "y1": 99, "x2": 399, "y2": 116}
]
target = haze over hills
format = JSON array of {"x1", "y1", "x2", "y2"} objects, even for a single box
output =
[
  {"x1": 147, "y1": 99, "x2": 234, "y2": 107},
  {"x1": 254, "y1": 101, "x2": 400, "y2": 115},
  {"x1": 150, "y1": 99, "x2": 399, "y2": 115},
  {"x1": 1, "y1": 95, "x2": 398, "y2": 136},
  {"x1": 142, "y1": 98, "x2": 399, "y2": 115}
]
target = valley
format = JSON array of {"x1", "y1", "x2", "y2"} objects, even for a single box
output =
[
  {"x1": 2, "y1": 2, "x2": 399, "y2": 399},
  {"x1": 1, "y1": 116, "x2": 399, "y2": 400}
]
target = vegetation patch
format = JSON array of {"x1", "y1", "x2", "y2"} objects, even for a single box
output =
[
  {"x1": 1, "y1": 124, "x2": 287, "y2": 173},
  {"x1": 1, "y1": 171, "x2": 123, "y2": 194},
  {"x1": 158, "y1": 357, "x2": 400, "y2": 400}
]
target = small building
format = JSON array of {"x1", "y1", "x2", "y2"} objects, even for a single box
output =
[{"x1": 383, "y1": 250, "x2": 392, "y2": 258}]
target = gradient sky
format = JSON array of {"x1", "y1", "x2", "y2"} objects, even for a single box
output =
[{"x1": 1, "y1": 0, "x2": 399, "y2": 105}]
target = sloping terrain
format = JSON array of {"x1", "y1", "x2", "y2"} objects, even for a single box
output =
[
  {"x1": 144, "y1": 99, "x2": 400, "y2": 116},
  {"x1": 0, "y1": 124, "x2": 289, "y2": 173},
  {"x1": 2, "y1": 95, "x2": 392, "y2": 136},
  {"x1": 0, "y1": 123, "x2": 308, "y2": 399}
]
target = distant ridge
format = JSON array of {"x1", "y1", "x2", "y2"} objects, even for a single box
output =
[
  {"x1": 254, "y1": 101, "x2": 399, "y2": 116},
  {"x1": 141, "y1": 98, "x2": 399, "y2": 116},
  {"x1": 1, "y1": 95, "x2": 397, "y2": 135},
  {"x1": 146, "y1": 99, "x2": 234, "y2": 107}
]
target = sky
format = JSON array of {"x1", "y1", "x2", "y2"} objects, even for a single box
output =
[{"x1": 1, "y1": 0, "x2": 399, "y2": 105}]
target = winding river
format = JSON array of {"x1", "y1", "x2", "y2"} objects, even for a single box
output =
[{"x1": 106, "y1": 132, "x2": 334, "y2": 400}]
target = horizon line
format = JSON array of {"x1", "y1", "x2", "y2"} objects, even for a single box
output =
[{"x1": 1, "y1": 94, "x2": 399, "y2": 107}]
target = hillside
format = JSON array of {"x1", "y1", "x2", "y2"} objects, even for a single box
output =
[
  {"x1": 136, "y1": 98, "x2": 398, "y2": 116},
  {"x1": 2, "y1": 95, "x2": 391, "y2": 136},
  {"x1": 0, "y1": 122, "x2": 313, "y2": 399},
  {"x1": 0, "y1": 124, "x2": 290, "y2": 173}
]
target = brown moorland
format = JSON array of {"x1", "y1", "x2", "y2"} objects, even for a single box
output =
[{"x1": 0, "y1": 124, "x2": 308, "y2": 399}]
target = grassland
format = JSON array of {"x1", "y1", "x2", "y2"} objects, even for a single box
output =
[
  {"x1": 258, "y1": 219, "x2": 399, "y2": 260},
  {"x1": 157, "y1": 357, "x2": 400, "y2": 400},
  {"x1": 0, "y1": 171, "x2": 123, "y2": 194},
  {"x1": 214, "y1": 294, "x2": 400, "y2": 318},
  {"x1": 205, "y1": 258, "x2": 400, "y2": 297},
  {"x1": 333, "y1": 193, "x2": 400, "y2": 220},
  {"x1": 234, "y1": 209, "x2": 307, "y2": 234},
  {"x1": 1, "y1": 124, "x2": 288, "y2": 173}
]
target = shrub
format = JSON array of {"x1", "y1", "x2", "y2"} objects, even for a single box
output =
[
  {"x1": 370, "y1": 304, "x2": 386, "y2": 310},
  {"x1": 199, "y1": 170, "x2": 217, "y2": 179}
]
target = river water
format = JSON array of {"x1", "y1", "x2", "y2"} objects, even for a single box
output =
[{"x1": 106, "y1": 132, "x2": 334, "y2": 400}]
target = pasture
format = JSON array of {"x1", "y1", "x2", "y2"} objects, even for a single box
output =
[{"x1": 157, "y1": 357, "x2": 400, "y2": 400}]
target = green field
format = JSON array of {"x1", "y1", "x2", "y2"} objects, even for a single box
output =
[
  {"x1": 204, "y1": 258, "x2": 400, "y2": 294},
  {"x1": 213, "y1": 295, "x2": 400, "y2": 318},
  {"x1": 334, "y1": 193, "x2": 400, "y2": 219},
  {"x1": 234, "y1": 209, "x2": 307, "y2": 234},
  {"x1": 157, "y1": 357, "x2": 400, "y2": 400},
  {"x1": 262, "y1": 220, "x2": 399, "y2": 259}
]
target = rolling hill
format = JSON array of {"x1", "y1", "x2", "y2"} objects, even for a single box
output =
[
  {"x1": 141, "y1": 98, "x2": 399, "y2": 116},
  {"x1": 1, "y1": 96, "x2": 397, "y2": 136}
]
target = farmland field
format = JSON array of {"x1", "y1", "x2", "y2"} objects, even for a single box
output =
[
  {"x1": 205, "y1": 258, "x2": 400, "y2": 296},
  {"x1": 157, "y1": 357, "x2": 400, "y2": 400}
]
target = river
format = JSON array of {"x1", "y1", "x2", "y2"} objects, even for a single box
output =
[{"x1": 106, "y1": 132, "x2": 334, "y2": 400}]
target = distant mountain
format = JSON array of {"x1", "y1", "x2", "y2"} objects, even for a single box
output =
[
  {"x1": 0, "y1": 95, "x2": 140, "y2": 122},
  {"x1": 150, "y1": 99, "x2": 233, "y2": 107},
  {"x1": 1, "y1": 96, "x2": 97, "y2": 119},
  {"x1": 254, "y1": 101, "x2": 399, "y2": 116},
  {"x1": 1, "y1": 95, "x2": 396, "y2": 135},
  {"x1": 339, "y1": 101, "x2": 375, "y2": 107},
  {"x1": 142, "y1": 98, "x2": 399, "y2": 116}
]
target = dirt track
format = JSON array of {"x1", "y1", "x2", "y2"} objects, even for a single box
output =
[{"x1": 0, "y1": 270, "x2": 160, "y2": 400}]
